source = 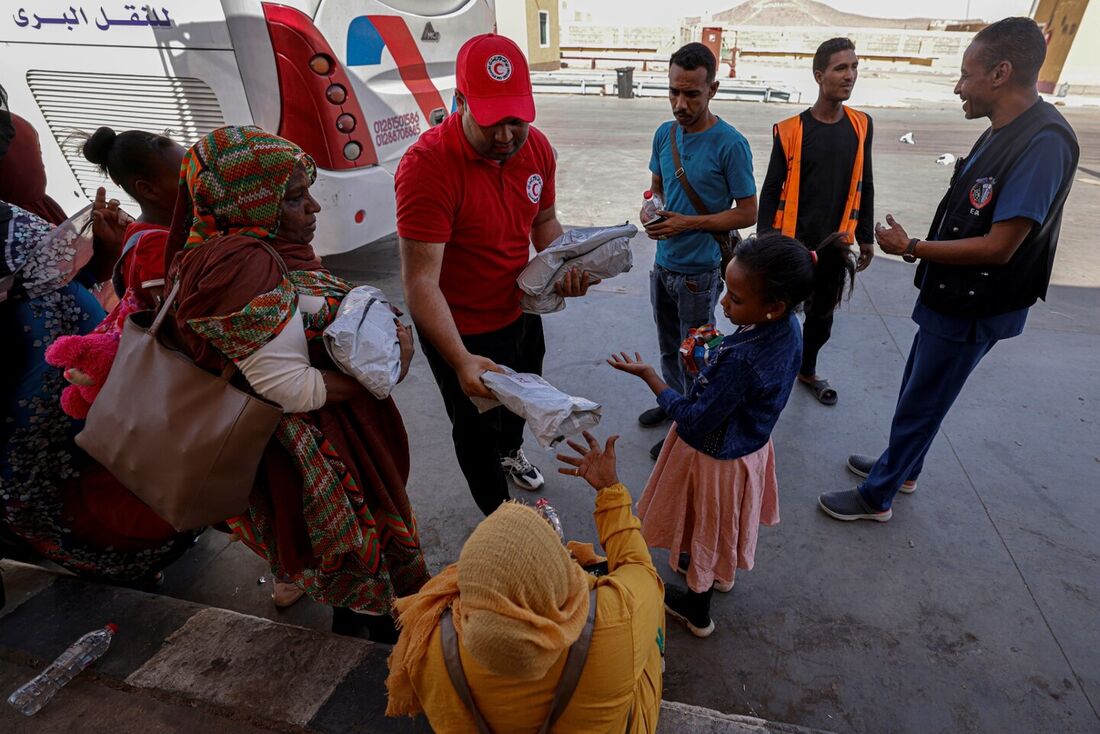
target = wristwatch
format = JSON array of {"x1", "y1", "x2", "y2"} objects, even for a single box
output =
[{"x1": 902, "y1": 238, "x2": 920, "y2": 263}]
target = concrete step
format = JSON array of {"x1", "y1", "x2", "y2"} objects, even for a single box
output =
[{"x1": 0, "y1": 560, "x2": 831, "y2": 733}]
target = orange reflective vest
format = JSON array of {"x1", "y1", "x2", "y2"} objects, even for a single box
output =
[{"x1": 772, "y1": 107, "x2": 868, "y2": 243}]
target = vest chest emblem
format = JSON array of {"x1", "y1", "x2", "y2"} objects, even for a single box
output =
[{"x1": 969, "y1": 177, "x2": 996, "y2": 210}]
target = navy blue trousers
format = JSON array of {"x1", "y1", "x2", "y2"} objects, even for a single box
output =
[{"x1": 858, "y1": 327, "x2": 997, "y2": 510}]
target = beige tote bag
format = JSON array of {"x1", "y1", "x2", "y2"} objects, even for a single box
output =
[{"x1": 76, "y1": 254, "x2": 285, "y2": 531}]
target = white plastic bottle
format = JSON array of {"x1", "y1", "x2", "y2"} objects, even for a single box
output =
[
  {"x1": 535, "y1": 498, "x2": 566, "y2": 544},
  {"x1": 7, "y1": 623, "x2": 118, "y2": 716},
  {"x1": 641, "y1": 190, "x2": 666, "y2": 226}
]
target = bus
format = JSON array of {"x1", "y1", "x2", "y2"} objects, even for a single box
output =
[{"x1": 2, "y1": 0, "x2": 495, "y2": 255}]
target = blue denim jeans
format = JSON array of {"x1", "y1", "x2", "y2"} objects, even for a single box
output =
[
  {"x1": 858, "y1": 327, "x2": 997, "y2": 510},
  {"x1": 650, "y1": 264, "x2": 722, "y2": 394}
]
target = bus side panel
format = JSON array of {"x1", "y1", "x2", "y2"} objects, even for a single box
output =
[
  {"x1": 9, "y1": 46, "x2": 252, "y2": 215},
  {"x1": 315, "y1": 0, "x2": 496, "y2": 174}
]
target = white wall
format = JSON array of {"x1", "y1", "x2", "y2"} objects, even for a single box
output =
[
  {"x1": 1059, "y1": 0, "x2": 1100, "y2": 90},
  {"x1": 496, "y1": 0, "x2": 530, "y2": 53}
]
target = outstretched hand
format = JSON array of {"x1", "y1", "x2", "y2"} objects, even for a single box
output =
[
  {"x1": 556, "y1": 431, "x2": 620, "y2": 491},
  {"x1": 607, "y1": 351, "x2": 656, "y2": 379}
]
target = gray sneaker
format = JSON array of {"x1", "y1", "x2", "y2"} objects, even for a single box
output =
[
  {"x1": 846, "y1": 454, "x2": 917, "y2": 494},
  {"x1": 818, "y1": 489, "x2": 892, "y2": 522}
]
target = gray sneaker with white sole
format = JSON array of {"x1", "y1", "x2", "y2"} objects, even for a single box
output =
[
  {"x1": 818, "y1": 488, "x2": 893, "y2": 522},
  {"x1": 846, "y1": 454, "x2": 917, "y2": 494}
]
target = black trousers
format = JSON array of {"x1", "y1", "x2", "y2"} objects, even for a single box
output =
[
  {"x1": 800, "y1": 292, "x2": 834, "y2": 377},
  {"x1": 419, "y1": 313, "x2": 545, "y2": 516}
]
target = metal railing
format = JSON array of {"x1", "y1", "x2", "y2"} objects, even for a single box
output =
[{"x1": 530, "y1": 71, "x2": 800, "y2": 103}]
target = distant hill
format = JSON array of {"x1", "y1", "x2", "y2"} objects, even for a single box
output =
[{"x1": 686, "y1": 0, "x2": 950, "y2": 30}]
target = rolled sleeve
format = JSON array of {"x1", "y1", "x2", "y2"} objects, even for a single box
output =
[{"x1": 236, "y1": 308, "x2": 327, "y2": 413}]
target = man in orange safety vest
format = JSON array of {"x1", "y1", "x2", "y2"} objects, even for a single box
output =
[{"x1": 758, "y1": 37, "x2": 875, "y2": 406}]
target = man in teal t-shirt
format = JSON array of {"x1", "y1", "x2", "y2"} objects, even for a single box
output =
[{"x1": 639, "y1": 42, "x2": 758, "y2": 458}]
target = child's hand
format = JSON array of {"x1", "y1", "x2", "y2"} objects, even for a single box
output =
[
  {"x1": 557, "y1": 432, "x2": 620, "y2": 491},
  {"x1": 607, "y1": 351, "x2": 655, "y2": 378}
]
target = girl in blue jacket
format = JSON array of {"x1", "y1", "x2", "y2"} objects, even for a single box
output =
[{"x1": 611, "y1": 233, "x2": 855, "y2": 637}]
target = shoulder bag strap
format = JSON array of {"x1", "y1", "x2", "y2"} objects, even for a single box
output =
[
  {"x1": 149, "y1": 240, "x2": 291, "y2": 379},
  {"x1": 669, "y1": 125, "x2": 711, "y2": 219},
  {"x1": 112, "y1": 229, "x2": 148, "y2": 298},
  {"x1": 669, "y1": 126, "x2": 734, "y2": 252},
  {"x1": 441, "y1": 609, "x2": 494, "y2": 734},
  {"x1": 538, "y1": 588, "x2": 599, "y2": 734},
  {"x1": 256, "y1": 240, "x2": 290, "y2": 278}
]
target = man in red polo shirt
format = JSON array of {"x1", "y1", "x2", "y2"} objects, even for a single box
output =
[{"x1": 397, "y1": 34, "x2": 594, "y2": 515}]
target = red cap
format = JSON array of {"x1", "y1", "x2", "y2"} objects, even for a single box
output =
[
  {"x1": 455, "y1": 34, "x2": 535, "y2": 126},
  {"x1": 106, "y1": 623, "x2": 119, "y2": 634}
]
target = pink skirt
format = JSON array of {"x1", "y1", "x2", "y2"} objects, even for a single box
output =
[{"x1": 637, "y1": 427, "x2": 779, "y2": 593}]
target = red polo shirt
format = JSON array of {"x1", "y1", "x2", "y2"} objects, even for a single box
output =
[{"x1": 395, "y1": 112, "x2": 556, "y2": 335}]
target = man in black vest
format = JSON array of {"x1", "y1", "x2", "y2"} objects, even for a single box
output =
[{"x1": 818, "y1": 17, "x2": 1079, "y2": 522}]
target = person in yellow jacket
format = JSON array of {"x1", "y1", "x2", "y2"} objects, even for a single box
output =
[
  {"x1": 385, "y1": 431, "x2": 665, "y2": 733},
  {"x1": 758, "y1": 37, "x2": 875, "y2": 406}
]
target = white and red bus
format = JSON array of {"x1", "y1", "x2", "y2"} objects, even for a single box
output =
[{"x1": 1, "y1": 0, "x2": 495, "y2": 255}]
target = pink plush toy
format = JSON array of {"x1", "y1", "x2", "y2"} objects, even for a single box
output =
[
  {"x1": 45, "y1": 292, "x2": 139, "y2": 419},
  {"x1": 45, "y1": 331, "x2": 120, "y2": 419}
]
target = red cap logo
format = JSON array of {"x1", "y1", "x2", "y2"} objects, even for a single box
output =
[
  {"x1": 455, "y1": 34, "x2": 535, "y2": 125},
  {"x1": 487, "y1": 54, "x2": 512, "y2": 82}
]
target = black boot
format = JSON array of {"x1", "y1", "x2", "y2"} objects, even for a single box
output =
[
  {"x1": 664, "y1": 584, "x2": 715, "y2": 638},
  {"x1": 331, "y1": 607, "x2": 399, "y2": 644},
  {"x1": 363, "y1": 613, "x2": 399, "y2": 645}
]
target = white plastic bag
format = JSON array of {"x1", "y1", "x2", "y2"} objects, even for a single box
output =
[
  {"x1": 322, "y1": 285, "x2": 401, "y2": 399},
  {"x1": 517, "y1": 223, "x2": 637, "y2": 314},
  {"x1": 470, "y1": 368, "x2": 602, "y2": 448}
]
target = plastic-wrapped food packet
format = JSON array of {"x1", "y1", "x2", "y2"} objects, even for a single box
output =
[
  {"x1": 471, "y1": 368, "x2": 601, "y2": 448},
  {"x1": 517, "y1": 223, "x2": 637, "y2": 314},
  {"x1": 322, "y1": 285, "x2": 402, "y2": 398}
]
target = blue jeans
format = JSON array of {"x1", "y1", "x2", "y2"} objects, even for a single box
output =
[
  {"x1": 859, "y1": 327, "x2": 997, "y2": 510},
  {"x1": 650, "y1": 264, "x2": 722, "y2": 394}
]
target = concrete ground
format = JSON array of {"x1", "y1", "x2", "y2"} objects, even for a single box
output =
[
  {"x1": 7, "y1": 95, "x2": 1098, "y2": 732},
  {"x1": 0, "y1": 560, "x2": 825, "y2": 733}
]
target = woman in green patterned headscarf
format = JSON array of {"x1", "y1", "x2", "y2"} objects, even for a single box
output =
[{"x1": 168, "y1": 126, "x2": 427, "y2": 641}]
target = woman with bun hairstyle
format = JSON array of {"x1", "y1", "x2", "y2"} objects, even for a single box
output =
[
  {"x1": 81, "y1": 126, "x2": 184, "y2": 307},
  {"x1": 610, "y1": 233, "x2": 856, "y2": 638},
  {"x1": 52, "y1": 128, "x2": 183, "y2": 415}
]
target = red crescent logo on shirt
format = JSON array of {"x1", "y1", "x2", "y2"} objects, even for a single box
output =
[
  {"x1": 487, "y1": 54, "x2": 512, "y2": 82},
  {"x1": 526, "y1": 174, "x2": 543, "y2": 203}
]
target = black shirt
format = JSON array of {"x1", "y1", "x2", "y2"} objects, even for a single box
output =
[{"x1": 758, "y1": 109, "x2": 874, "y2": 248}]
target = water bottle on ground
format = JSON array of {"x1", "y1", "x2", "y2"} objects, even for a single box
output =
[
  {"x1": 535, "y1": 498, "x2": 565, "y2": 544},
  {"x1": 7, "y1": 623, "x2": 118, "y2": 716},
  {"x1": 641, "y1": 190, "x2": 666, "y2": 226}
]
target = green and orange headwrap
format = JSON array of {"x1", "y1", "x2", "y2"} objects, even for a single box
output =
[{"x1": 179, "y1": 126, "x2": 316, "y2": 248}]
